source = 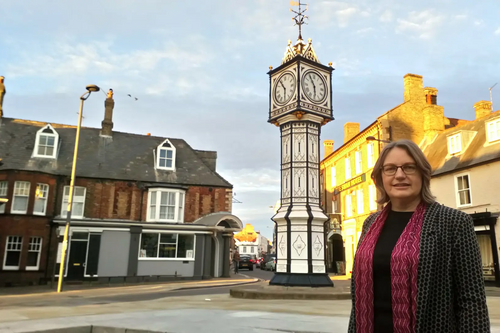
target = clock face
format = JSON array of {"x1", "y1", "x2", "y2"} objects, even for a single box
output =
[
  {"x1": 274, "y1": 72, "x2": 296, "y2": 105},
  {"x1": 302, "y1": 71, "x2": 327, "y2": 103}
]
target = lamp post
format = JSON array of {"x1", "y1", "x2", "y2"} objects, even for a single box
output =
[{"x1": 57, "y1": 84, "x2": 100, "y2": 293}]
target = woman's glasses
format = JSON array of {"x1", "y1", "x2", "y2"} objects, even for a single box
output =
[{"x1": 382, "y1": 164, "x2": 418, "y2": 176}]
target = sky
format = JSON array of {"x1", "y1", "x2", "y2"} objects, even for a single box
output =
[{"x1": 1, "y1": 0, "x2": 499, "y2": 240}]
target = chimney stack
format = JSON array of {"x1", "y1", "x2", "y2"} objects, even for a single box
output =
[
  {"x1": 344, "y1": 123, "x2": 360, "y2": 143},
  {"x1": 101, "y1": 89, "x2": 114, "y2": 137},
  {"x1": 424, "y1": 87, "x2": 438, "y2": 105},
  {"x1": 403, "y1": 74, "x2": 424, "y2": 103},
  {"x1": 473, "y1": 100, "x2": 492, "y2": 120},
  {"x1": 323, "y1": 140, "x2": 334, "y2": 157}
]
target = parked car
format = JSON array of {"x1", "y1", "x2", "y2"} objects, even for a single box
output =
[
  {"x1": 265, "y1": 257, "x2": 277, "y2": 271},
  {"x1": 260, "y1": 254, "x2": 276, "y2": 270},
  {"x1": 238, "y1": 254, "x2": 254, "y2": 271},
  {"x1": 255, "y1": 257, "x2": 264, "y2": 268}
]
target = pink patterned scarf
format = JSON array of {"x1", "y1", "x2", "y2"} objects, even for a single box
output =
[{"x1": 354, "y1": 202, "x2": 427, "y2": 333}]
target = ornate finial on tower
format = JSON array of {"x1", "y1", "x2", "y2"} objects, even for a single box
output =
[
  {"x1": 282, "y1": 2, "x2": 318, "y2": 64},
  {"x1": 290, "y1": 1, "x2": 308, "y2": 41}
]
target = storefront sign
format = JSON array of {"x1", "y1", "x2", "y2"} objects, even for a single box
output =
[{"x1": 334, "y1": 173, "x2": 366, "y2": 194}]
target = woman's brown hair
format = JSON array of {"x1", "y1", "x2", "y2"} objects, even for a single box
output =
[{"x1": 371, "y1": 139, "x2": 435, "y2": 205}]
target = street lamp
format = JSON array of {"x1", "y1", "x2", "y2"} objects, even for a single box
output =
[
  {"x1": 366, "y1": 136, "x2": 391, "y2": 144},
  {"x1": 57, "y1": 84, "x2": 100, "y2": 293}
]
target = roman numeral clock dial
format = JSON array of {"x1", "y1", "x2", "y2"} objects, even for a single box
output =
[
  {"x1": 302, "y1": 70, "x2": 326, "y2": 103},
  {"x1": 274, "y1": 72, "x2": 296, "y2": 105}
]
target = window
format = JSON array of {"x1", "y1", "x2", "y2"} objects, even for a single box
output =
[
  {"x1": 456, "y1": 174, "x2": 472, "y2": 206},
  {"x1": 34, "y1": 183, "x2": 49, "y2": 215},
  {"x1": 3, "y1": 236, "x2": 22, "y2": 270},
  {"x1": 61, "y1": 186, "x2": 86, "y2": 218},
  {"x1": 156, "y1": 139, "x2": 176, "y2": 170},
  {"x1": 0, "y1": 181, "x2": 7, "y2": 214},
  {"x1": 251, "y1": 247, "x2": 255, "y2": 253},
  {"x1": 448, "y1": 134, "x2": 462, "y2": 154},
  {"x1": 243, "y1": 246, "x2": 247, "y2": 253},
  {"x1": 139, "y1": 233, "x2": 194, "y2": 259},
  {"x1": 355, "y1": 151, "x2": 362, "y2": 175},
  {"x1": 357, "y1": 189, "x2": 364, "y2": 214},
  {"x1": 487, "y1": 119, "x2": 500, "y2": 143},
  {"x1": 26, "y1": 237, "x2": 42, "y2": 270},
  {"x1": 12, "y1": 181, "x2": 30, "y2": 214},
  {"x1": 367, "y1": 143, "x2": 375, "y2": 168},
  {"x1": 346, "y1": 194, "x2": 353, "y2": 218},
  {"x1": 33, "y1": 124, "x2": 59, "y2": 158},
  {"x1": 369, "y1": 185, "x2": 377, "y2": 211},
  {"x1": 331, "y1": 166, "x2": 336, "y2": 188},
  {"x1": 345, "y1": 157, "x2": 351, "y2": 180},
  {"x1": 147, "y1": 189, "x2": 185, "y2": 222}
]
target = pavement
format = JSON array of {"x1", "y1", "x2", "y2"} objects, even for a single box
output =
[{"x1": 0, "y1": 274, "x2": 499, "y2": 332}]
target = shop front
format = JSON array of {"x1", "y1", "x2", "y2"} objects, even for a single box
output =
[{"x1": 471, "y1": 212, "x2": 500, "y2": 286}]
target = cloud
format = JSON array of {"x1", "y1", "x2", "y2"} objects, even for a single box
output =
[
  {"x1": 316, "y1": 1, "x2": 361, "y2": 28},
  {"x1": 474, "y1": 20, "x2": 484, "y2": 26},
  {"x1": 496, "y1": 27, "x2": 500, "y2": 35},
  {"x1": 454, "y1": 14, "x2": 467, "y2": 20},
  {"x1": 380, "y1": 10, "x2": 393, "y2": 22},
  {"x1": 355, "y1": 27, "x2": 374, "y2": 35},
  {"x1": 396, "y1": 10, "x2": 445, "y2": 39}
]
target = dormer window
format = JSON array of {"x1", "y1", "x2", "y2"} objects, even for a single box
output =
[
  {"x1": 487, "y1": 119, "x2": 500, "y2": 143},
  {"x1": 156, "y1": 139, "x2": 176, "y2": 170},
  {"x1": 447, "y1": 133, "x2": 462, "y2": 155},
  {"x1": 34, "y1": 125, "x2": 59, "y2": 158}
]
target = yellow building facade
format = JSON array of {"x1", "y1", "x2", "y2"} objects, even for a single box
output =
[{"x1": 320, "y1": 73, "x2": 459, "y2": 276}]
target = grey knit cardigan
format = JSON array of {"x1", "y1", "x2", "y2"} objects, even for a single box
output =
[{"x1": 348, "y1": 202, "x2": 490, "y2": 333}]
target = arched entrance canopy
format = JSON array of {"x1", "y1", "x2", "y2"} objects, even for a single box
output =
[{"x1": 192, "y1": 212, "x2": 243, "y2": 231}]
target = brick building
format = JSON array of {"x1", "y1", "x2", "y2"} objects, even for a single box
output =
[
  {"x1": 0, "y1": 96, "x2": 243, "y2": 286},
  {"x1": 320, "y1": 73, "x2": 463, "y2": 276}
]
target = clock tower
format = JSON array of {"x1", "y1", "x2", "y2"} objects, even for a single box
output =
[{"x1": 268, "y1": 2, "x2": 334, "y2": 287}]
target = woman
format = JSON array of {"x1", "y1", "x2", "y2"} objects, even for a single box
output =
[{"x1": 348, "y1": 140, "x2": 489, "y2": 333}]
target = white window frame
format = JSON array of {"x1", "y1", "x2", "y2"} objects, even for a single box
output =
[
  {"x1": 33, "y1": 124, "x2": 59, "y2": 159},
  {"x1": 369, "y1": 184, "x2": 377, "y2": 211},
  {"x1": 34, "y1": 183, "x2": 49, "y2": 216},
  {"x1": 146, "y1": 188, "x2": 186, "y2": 223},
  {"x1": 345, "y1": 157, "x2": 351, "y2": 180},
  {"x1": 3, "y1": 236, "x2": 23, "y2": 270},
  {"x1": 0, "y1": 181, "x2": 7, "y2": 214},
  {"x1": 331, "y1": 166, "x2": 336, "y2": 188},
  {"x1": 487, "y1": 119, "x2": 500, "y2": 143},
  {"x1": 61, "y1": 186, "x2": 86, "y2": 218},
  {"x1": 448, "y1": 133, "x2": 462, "y2": 155},
  {"x1": 12, "y1": 181, "x2": 30, "y2": 214},
  {"x1": 355, "y1": 150, "x2": 362, "y2": 175},
  {"x1": 455, "y1": 173, "x2": 472, "y2": 207},
  {"x1": 367, "y1": 143, "x2": 375, "y2": 168},
  {"x1": 357, "y1": 189, "x2": 364, "y2": 214},
  {"x1": 346, "y1": 194, "x2": 353, "y2": 218},
  {"x1": 26, "y1": 237, "x2": 43, "y2": 271},
  {"x1": 156, "y1": 139, "x2": 176, "y2": 171},
  {"x1": 138, "y1": 233, "x2": 195, "y2": 260}
]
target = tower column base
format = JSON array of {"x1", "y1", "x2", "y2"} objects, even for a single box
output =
[{"x1": 269, "y1": 273, "x2": 333, "y2": 287}]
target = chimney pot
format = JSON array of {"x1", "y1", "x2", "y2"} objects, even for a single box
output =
[
  {"x1": 473, "y1": 100, "x2": 492, "y2": 119},
  {"x1": 147, "y1": 133, "x2": 151, "y2": 136},
  {"x1": 424, "y1": 87, "x2": 438, "y2": 105},
  {"x1": 403, "y1": 73, "x2": 424, "y2": 103},
  {"x1": 344, "y1": 123, "x2": 360, "y2": 143},
  {"x1": 101, "y1": 90, "x2": 114, "y2": 137},
  {"x1": 323, "y1": 140, "x2": 334, "y2": 157}
]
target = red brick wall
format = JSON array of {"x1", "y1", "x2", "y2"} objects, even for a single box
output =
[
  {"x1": 0, "y1": 170, "x2": 232, "y2": 285},
  {"x1": 0, "y1": 171, "x2": 57, "y2": 286}
]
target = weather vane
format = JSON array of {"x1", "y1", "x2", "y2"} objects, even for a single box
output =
[{"x1": 290, "y1": 0, "x2": 309, "y2": 40}]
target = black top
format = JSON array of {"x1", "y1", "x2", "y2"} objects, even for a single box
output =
[{"x1": 373, "y1": 210, "x2": 414, "y2": 333}]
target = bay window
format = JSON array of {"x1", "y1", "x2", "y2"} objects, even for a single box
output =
[{"x1": 147, "y1": 188, "x2": 185, "y2": 222}]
